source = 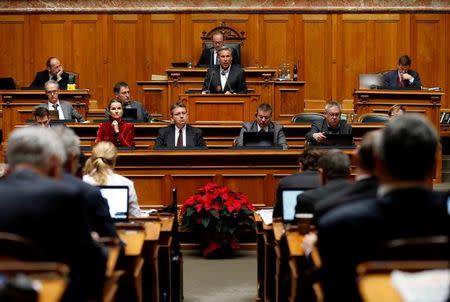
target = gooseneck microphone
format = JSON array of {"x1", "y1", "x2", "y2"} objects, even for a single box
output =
[{"x1": 205, "y1": 69, "x2": 215, "y2": 93}]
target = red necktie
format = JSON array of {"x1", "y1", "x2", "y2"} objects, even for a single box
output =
[
  {"x1": 177, "y1": 129, "x2": 183, "y2": 147},
  {"x1": 397, "y1": 75, "x2": 405, "y2": 87}
]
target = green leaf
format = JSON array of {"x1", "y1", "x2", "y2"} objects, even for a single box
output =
[
  {"x1": 201, "y1": 216, "x2": 211, "y2": 228},
  {"x1": 186, "y1": 207, "x2": 194, "y2": 217},
  {"x1": 210, "y1": 209, "x2": 220, "y2": 219}
]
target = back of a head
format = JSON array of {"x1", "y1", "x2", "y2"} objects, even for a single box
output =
[
  {"x1": 301, "y1": 147, "x2": 324, "y2": 171},
  {"x1": 7, "y1": 126, "x2": 66, "y2": 170},
  {"x1": 357, "y1": 130, "x2": 381, "y2": 174},
  {"x1": 84, "y1": 141, "x2": 117, "y2": 185},
  {"x1": 376, "y1": 114, "x2": 437, "y2": 181},
  {"x1": 318, "y1": 149, "x2": 350, "y2": 180},
  {"x1": 52, "y1": 126, "x2": 80, "y2": 159}
]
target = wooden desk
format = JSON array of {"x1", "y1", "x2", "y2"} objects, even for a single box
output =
[
  {"x1": 0, "y1": 89, "x2": 89, "y2": 141},
  {"x1": 353, "y1": 89, "x2": 444, "y2": 129},
  {"x1": 286, "y1": 230, "x2": 306, "y2": 302},
  {"x1": 137, "y1": 67, "x2": 305, "y2": 122}
]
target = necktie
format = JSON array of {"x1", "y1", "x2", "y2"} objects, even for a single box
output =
[
  {"x1": 259, "y1": 128, "x2": 265, "y2": 133},
  {"x1": 397, "y1": 75, "x2": 405, "y2": 87},
  {"x1": 52, "y1": 75, "x2": 57, "y2": 81},
  {"x1": 52, "y1": 103, "x2": 60, "y2": 119},
  {"x1": 177, "y1": 129, "x2": 183, "y2": 147}
]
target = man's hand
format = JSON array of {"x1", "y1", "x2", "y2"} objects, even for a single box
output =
[
  {"x1": 112, "y1": 120, "x2": 119, "y2": 133},
  {"x1": 224, "y1": 91, "x2": 233, "y2": 95},
  {"x1": 57, "y1": 65, "x2": 64, "y2": 79},
  {"x1": 401, "y1": 72, "x2": 413, "y2": 81},
  {"x1": 313, "y1": 132, "x2": 326, "y2": 143}
]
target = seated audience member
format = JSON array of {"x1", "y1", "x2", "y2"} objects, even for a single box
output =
[
  {"x1": 305, "y1": 101, "x2": 352, "y2": 145},
  {"x1": 154, "y1": 102, "x2": 206, "y2": 148},
  {"x1": 273, "y1": 147, "x2": 323, "y2": 218},
  {"x1": 314, "y1": 130, "x2": 380, "y2": 219},
  {"x1": 235, "y1": 103, "x2": 288, "y2": 149},
  {"x1": 44, "y1": 80, "x2": 85, "y2": 122},
  {"x1": 54, "y1": 126, "x2": 119, "y2": 239},
  {"x1": 105, "y1": 81, "x2": 151, "y2": 122},
  {"x1": 83, "y1": 141, "x2": 143, "y2": 217},
  {"x1": 383, "y1": 55, "x2": 422, "y2": 89},
  {"x1": 295, "y1": 149, "x2": 351, "y2": 214},
  {"x1": 196, "y1": 30, "x2": 240, "y2": 67},
  {"x1": 0, "y1": 126, "x2": 106, "y2": 302},
  {"x1": 201, "y1": 47, "x2": 247, "y2": 94},
  {"x1": 317, "y1": 114, "x2": 448, "y2": 302},
  {"x1": 32, "y1": 105, "x2": 51, "y2": 127},
  {"x1": 97, "y1": 99, "x2": 135, "y2": 148},
  {"x1": 388, "y1": 104, "x2": 406, "y2": 118},
  {"x1": 30, "y1": 57, "x2": 70, "y2": 89}
]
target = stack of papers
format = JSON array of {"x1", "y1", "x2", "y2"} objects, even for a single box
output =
[{"x1": 257, "y1": 209, "x2": 274, "y2": 225}]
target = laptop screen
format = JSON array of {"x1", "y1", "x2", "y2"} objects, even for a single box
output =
[
  {"x1": 98, "y1": 186, "x2": 129, "y2": 222},
  {"x1": 243, "y1": 131, "x2": 274, "y2": 147},
  {"x1": 359, "y1": 74, "x2": 383, "y2": 89},
  {"x1": 282, "y1": 189, "x2": 304, "y2": 224},
  {"x1": 324, "y1": 134, "x2": 354, "y2": 146},
  {"x1": 123, "y1": 108, "x2": 138, "y2": 121}
]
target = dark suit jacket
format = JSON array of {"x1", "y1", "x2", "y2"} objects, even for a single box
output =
[
  {"x1": 30, "y1": 70, "x2": 69, "y2": 90},
  {"x1": 0, "y1": 170, "x2": 106, "y2": 302},
  {"x1": 59, "y1": 100, "x2": 85, "y2": 122},
  {"x1": 236, "y1": 121, "x2": 288, "y2": 149},
  {"x1": 295, "y1": 178, "x2": 351, "y2": 214},
  {"x1": 96, "y1": 120, "x2": 135, "y2": 147},
  {"x1": 63, "y1": 173, "x2": 118, "y2": 238},
  {"x1": 202, "y1": 64, "x2": 247, "y2": 94},
  {"x1": 273, "y1": 170, "x2": 321, "y2": 218},
  {"x1": 305, "y1": 119, "x2": 352, "y2": 145},
  {"x1": 382, "y1": 69, "x2": 422, "y2": 89},
  {"x1": 196, "y1": 46, "x2": 240, "y2": 67},
  {"x1": 104, "y1": 100, "x2": 151, "y2": 122},
  {"x1": 317, "y1": 188, "x2": 449, "y2": 302},
  {"x1": 314, "y1": 176, "x2": 378, "y2": 220},
  {"x1": 154, "y1": 124, "x2": 206, "y2": 148}
]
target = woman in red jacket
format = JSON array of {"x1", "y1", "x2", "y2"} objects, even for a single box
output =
[{"x1": 96, "y1": 99, "x2": 135, "y2": 147}]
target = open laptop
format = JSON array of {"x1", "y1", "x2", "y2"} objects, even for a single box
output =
[
  {"x1": 243, "y1": 131, "x2": 275, "y2": 147},
  {"x1": 98, "y1": 185, "x2": 129, "y2": 222},
  {"x1": 123, "y1": 108, "x2": 138, "y2": 121},
  {"x1": 359, "y1": 74, "x2": 383, "y2": 89},
  {"x1": 281, "y1": 189, "x2": 304, "y2": 225},
  {"x1": 324, "y1": 133, "x2": 354, "y2": 146},
  {"x1": 0, "y1": 77, "x2": 16, "y2": 90}
]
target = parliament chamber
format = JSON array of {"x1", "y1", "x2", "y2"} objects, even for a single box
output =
[{"x1": 0, "y1": 1, "x2": 449, "y2": 302}]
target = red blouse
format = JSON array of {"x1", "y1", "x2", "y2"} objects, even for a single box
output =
[{"x1": 95, "y1": 120, "x2": 135, "y2": 147}]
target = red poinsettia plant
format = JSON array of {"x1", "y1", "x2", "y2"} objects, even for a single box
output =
[{"x1": 180, "y1": 183, "x2": 255, "y2": 257}]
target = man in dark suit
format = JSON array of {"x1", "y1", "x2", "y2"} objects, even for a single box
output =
[
  {"x1": 30, "y1": 57, "x2": 70, "y2": 90},
  {"x1": 54, "y1": 126, "x2": 119, "y2": 239},
  {"x1": 314, "y1": 130, "x2": 380, "y2": 219},
  {"x1": 43, "y1": 80, "x2": 85, "y2": 122},
  {"x1": 196, "y1": 30, "x2": 240, "y2": 67},
  {"x1": 104, "y1": 81, "x2": 151, "y2": 122},
  {"x1": 201, "y1": 47, "x2": 247, "y2": 94},
  {"x1": 154, "y1": 102, "x2": 206, "y2": 148},
  {"x1": 383, "y1": 55, "x2": 422, "y2": 89},
  {"x1": 317, "y1": 114, "x2": 448, "y2": 302},
  {"x1": 295, "y1": 149, "x2": 351, "y2": 214},
  {"x1": 305, "y1": 101, "x2": 352, "y2": 145},
  {"x1": 272, "y1": 147, "x2": 323, "y2": 218},
  {"x1": 235, "y1": 103, "x2": 288, "y2": 149},
  {"x1": 0, "y1": 126, "x2": 106, "y2": 302}
]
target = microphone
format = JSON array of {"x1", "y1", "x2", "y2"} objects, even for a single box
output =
[{"x1": 205, "y1": 69, "x2": 215, "y2": 94}]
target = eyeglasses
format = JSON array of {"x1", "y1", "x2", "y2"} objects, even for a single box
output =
[
  {"x1": 326, "y1": 112, "x2": 340, "y2": 117},
  {"x1": 46, "y1": 90, "x2": 59, "y2": 95},
  {"x1": 257, "y1": 115, "x2": 271, "y2": 120}
]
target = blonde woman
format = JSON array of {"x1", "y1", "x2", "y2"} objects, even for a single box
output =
[{"x1": 83, "y1": 141, "x2": 142, "y2": 217}]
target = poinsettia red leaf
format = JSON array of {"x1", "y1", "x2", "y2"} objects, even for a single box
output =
[
  {"x1": 203, "y1": 240, "x2": 221, "y2": 257},
  {"x1": 228, "y1": 237, "x2": 240, "y2": 249},
  {"x1": 195, "y1": 203, "x2": 203, "y2": 212}
]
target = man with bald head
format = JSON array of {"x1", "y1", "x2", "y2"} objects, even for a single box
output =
[{"x1": 31, "y1": 57, "x2": 70, "y2": 89}]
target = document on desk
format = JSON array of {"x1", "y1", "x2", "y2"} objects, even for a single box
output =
[
  {"x1": 257, "y1": 209, "x2": 274, "y2": 225},
  {"x1": 391, "y1": 269, "x2": 449, "y2": 302}
]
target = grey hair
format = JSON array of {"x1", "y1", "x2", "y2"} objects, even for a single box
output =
[
  {"x1": 324, "y1": 101, "x2": 341, "y2": 113},
  {"x1": 44, "y1": 80, "x2": 59, "y2": 90},
  {"x1": 7, "y1": 126, "x2": 66, "y2": 168},
  {"x1": 52, "y1": 126, "x2": 81, "y2": 160}
]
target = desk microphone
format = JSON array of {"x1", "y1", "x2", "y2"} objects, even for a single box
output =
[{"x1": 205, "y1": 69, "x2": 215, "y2": 93}]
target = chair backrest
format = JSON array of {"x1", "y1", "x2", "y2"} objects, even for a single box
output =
[
  {"x1": 65, "y1": 71, "x2": 78, "y2": 86},
  {"x1": 358, "y1": 113, "x2": 390, "y2": 123},
  {"x1": 291, "y1": 113, "x2": 325, "y2": 123},
  {"x1": 0, "y1": 232, "x2": 40, "y2": 261}
]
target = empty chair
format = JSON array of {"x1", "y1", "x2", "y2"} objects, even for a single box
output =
[
  {"x1": 291, "y1": 113, "x2": 325, "y2": 123},
  {"x1": 358, "y1": 113, "x2": 390, "y2": 123}
]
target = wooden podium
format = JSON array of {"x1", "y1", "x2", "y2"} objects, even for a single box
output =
[
  {"x1": 0, "y1": 89, "x2": 90, "y2": 141},
  {"x1": 137, "y1": 67, "x2": 305, "y2": 122},
  {"x1": 353, "y1": 89, "x2": 444, "y2": 129}
]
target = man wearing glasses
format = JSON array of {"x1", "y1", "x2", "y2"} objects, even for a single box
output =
[
  {"x1": 306, "y1": 101, "x2": 352, "y2": 145},
  {"x1": 43, "y1": 80, "x2": 85, "y2": 122},
  {"x1": 236, "y1": 103, "x2": 288, "y2": 149}
]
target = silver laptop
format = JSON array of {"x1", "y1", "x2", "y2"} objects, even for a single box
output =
[
  {"x1": 98, "y1": 186, "x2": 129, "y2": 222},
  {"x1": 282, "y1": 189, "x2": 304, "y2": 224},
  {"x1": 359, "y1": 73, "x2": 383, "y2": 89}
]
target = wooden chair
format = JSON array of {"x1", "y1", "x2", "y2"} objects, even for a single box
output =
[
  {"x1": 0, "y1": 231, "x2": 39, "y2": 261},
  {"x1": 291, "y1": 113, "x2": 325, "y2": 123},
  {"x1": 357, "y1": 113, "x2": 390, "y2": 123}
]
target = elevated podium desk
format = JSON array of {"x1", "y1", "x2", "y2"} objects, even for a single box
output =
[
  {"x1": 0, "y1": 89, "x2": 89, "y2": 140},
  {"x1": 353, "y1": 89, "x2": 444, "y2": 129},
  {"x1": 178, "y1": 93, "x2": 260, "y2": 123},
  {"x1": 137, "y1": 67, "x2": 305, "y2": 122}
]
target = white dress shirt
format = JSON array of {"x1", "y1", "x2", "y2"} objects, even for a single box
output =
[
  {"x1": 48, "y1": 101, "x2": 65, "y2": 119},
  {"x1": 175, "y1": 125, "x2": 187, "y2": 146}
]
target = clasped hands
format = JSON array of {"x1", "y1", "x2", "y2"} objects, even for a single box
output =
[
  {"x1": 112, "y1": 120, "x2": 120, "y2": 134},
  {"x1": 400, "y1": 72, "x2": 413, "y2": 81}
]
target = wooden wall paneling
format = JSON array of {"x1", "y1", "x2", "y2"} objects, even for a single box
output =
[
  {"x1": 127, "y1": 174, "x2": 168, "y2": 206},
  {"x1": 411, "y1": 14, "x2": 447, "y2": 106},
  {"x1": 246, "y1": 82, "x2": 273, "y2": 108},
  {"x1": 273, "y1": 82, "x2": 305, "y2": 121},
  {"x1": 0, "y1": 16, "x2": 26, "y2": 87},
  {"x1": 261, "y1": 14, "x2": 296, "y2": 72},
  {"x1": 108, "y1": 14, "x2": 144, "y2": 110},
  {"x1": 171, "y1": 174, "x2": 217, "y2": 204},
  {"x1": 222, "y1": 174, "x2": 273, "y2": 206},
  {"x1": 190, "y1": 14, "x2": 220, "y2": 66},
  {"x1": 299, "y1": 14, "x2": 332, "y2": 108},
  {"x1": 219, "y1": 14, "x2": 250, "y2": 67},
  {"x1": 137, "y1": 83, "x2": 168, "y2": 118}
]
